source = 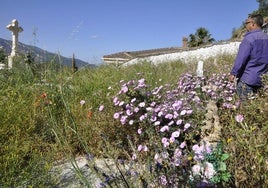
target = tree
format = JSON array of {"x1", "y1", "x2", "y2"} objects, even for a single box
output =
[
  {"x1": 187, "y1": 27, "x2": 215, "y2": 47},
  {"x1": 254, "y1": 0, "x2": 268, "y2": 17},
  {"x1": 257, "y1": 0, "x2": 268, "y2": 9},
  {"x1": 231, "y1": 1, "x2": 268, "y2": 40},
  {"x1": 0, "y1": 48, "x2": 7, "y2": 64}
]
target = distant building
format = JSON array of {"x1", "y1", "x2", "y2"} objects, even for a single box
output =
[
  {"x1": 102, "y1": 47, "x2": 186, "y2": 65},
  {"x1": 102, "y1": 37, "x2": 189, "y2": 65}
]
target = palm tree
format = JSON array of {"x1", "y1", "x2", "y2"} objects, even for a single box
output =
[{"x1": 187, "y1": 27, "x2": 215, "y2": 47}]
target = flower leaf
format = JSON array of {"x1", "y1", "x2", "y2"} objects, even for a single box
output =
[
  {"x1": 219, "y1": 162, "x2": 227, "y2": 171},
  {"x1": 221, "y1": 153, "x2": 229, "y2": 161}
]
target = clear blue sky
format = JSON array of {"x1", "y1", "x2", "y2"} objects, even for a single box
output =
[{"x1": 0, "y1": 0, "x2": 258, "y2": 64}]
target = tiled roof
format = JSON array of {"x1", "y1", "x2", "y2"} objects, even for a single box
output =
[{"x1": 102, "y1": 47, "x2": 184, "y2": 60}]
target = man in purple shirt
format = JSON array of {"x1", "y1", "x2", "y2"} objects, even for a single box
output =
[{"x1": 229, "y1": 14, "x2": 268, "y2": 101}]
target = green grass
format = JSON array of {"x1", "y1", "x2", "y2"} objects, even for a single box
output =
[{"x1": 0, "y1": 56, "x2": 267, "y2": 187}]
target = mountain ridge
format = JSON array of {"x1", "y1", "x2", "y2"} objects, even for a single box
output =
[{"x1": 0, "y1": 38, "x2": 96, "y2": 68}]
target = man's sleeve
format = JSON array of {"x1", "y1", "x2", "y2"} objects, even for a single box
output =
[{"x1": 230, "y1": 40, "x2": 251, "y2": 77}]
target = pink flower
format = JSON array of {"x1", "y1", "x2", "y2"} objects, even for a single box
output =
[
  {"x1": 172, "y1": 100, "x2": 182, "y2": 110},
  {"x1": 150, "y1": 115, "x2": 157, "y2": 122},
  {"x1": 174, "y1": 148, "x2": 182, "y2": 157},
  {"x1": 161, "y1": 137, "x2": 168, "y2": 143},
  {"x1": 121, "y1": 85, "x2": 128, "y2": 93},
  {"x1": 180, "y1": 110, "x2": 187, "y2": 116},
  {"x1": 137, "y1": 128, "x2": 142, "y2": 134},
  {"x1": 113, "y1": 112, "x2": 120, "y2": 119},
  {"x1": 120, "y1": 115, "x2": 127, "y2": 125},
  {"x1": 146, "y1": 107, "x2": 153, "y2": 111},
  {"x1": 204, "y1": 162, "x2": 216, "y2": 179},
  {"x1": 173, "y1": 111, "x2": 179, "y2": 118},
  {"x1": 171, "y1": 130, "x2": 180, "y2": 138},
  {"x1": 138, "y1": 78, "x2": 145, "y2": 83},
  {"x1": 235, "y1": 114, "x2": 244, "y2": 123},
  {"x1": 158, "y1": 111, "x2": 163, "y2": 117},
  {"x1": 165, "y1": 113, "x2": 173, "y2": 119},
  {"x1": 159, "y1": 175, "x2": 167, "y2": 185},
  {"x1": 143, "y1": 145, "x2": 148, "y2": 152},
  {"x1": 132, "y1": 154, "x2": 137, "y2": 160},
  {"x1": 98, "y1": 105, "x2": 104, "y2": 111},
  {"x1": 192, "y1": 144, "x2": 200, "y2": 152},
  {"x1": 160, "y1": 125, "x2": 169, "y2": 132},
  {"x1": 134, "y1": 107, "x2": 139, "y2": 113},
  {"x1": 168, "y1": 120, "x2": 174, "y2": 126},
  {"x1": 126, "y1": 109, "x2": 133, "y2": 116},
  {"x1": 187, "y1": 109, "x2": 193, "y2": 115},
  {"x1": 180, "y1": 141, "x2": 186, "y2": 149},
  {"x1": 162, "y1": 137, "x2": 170, "y2": 147},
  {"x1": 130, "y1": 98, "x2": 136, "y2": 103},
  {"x1": 192, "y1": 164, "x2": 201, "y2": 176},
  {"x1": 154, "y1": 121, "x2": 160, "y2": 126},
  {"x1": 150, "y1": 101, "x2": 156, "y2": 107},
  {"x1": 138, "y1": 102, "x2": 145, "y2": 107},
  {"x1": 184, "y1": 123, "x2": 191, "y2": 130},
  {"x1": 113, "y1": 97, "x2": 119, "y2": 106},
  {"x1": 163, "y1": 142, "x2": 169, "y2": 147},
  {"x1": 139, "y1": 115, "x2": 146, "y2": 121},
  {"x1": 138, "y1": 145, "x2": 143, "y2": 151},
  {"x1": 176, "y1": 119, "x2": 183, "y2": 125},
  {"x1": 170, "y1": 136, "x2": 175, "y2": 143},
  {"x1": 80, "y1": 100, "x2": 85, "y2": 106}
]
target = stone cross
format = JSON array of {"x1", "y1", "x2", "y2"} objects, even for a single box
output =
[
  {"x1": 196, "y1": 60, "x2": 204, "y2": 77},
  {"x1": 6, "y1": 19, "x2": 23, "y2": 56},
  {"x1": 6, "y1": 19, "x2": 23, "y2": 68}
]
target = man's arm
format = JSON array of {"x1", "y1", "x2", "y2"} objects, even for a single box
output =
[{"x1": 230, "y1": 40, "x2": 251, "y2": 77}]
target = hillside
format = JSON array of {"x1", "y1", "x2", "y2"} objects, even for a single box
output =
[{"x1": 0, "y1": 38, "x2": 96, "y2": 68}]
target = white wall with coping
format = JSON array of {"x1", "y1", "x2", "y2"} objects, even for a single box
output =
[{"x1": 124, "y1": 41, "x2": 241, "y2": 66}]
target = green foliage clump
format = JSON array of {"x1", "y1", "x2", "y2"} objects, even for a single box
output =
[{"x1": 205, "y1": 142, "x2": 231, "y2": 184}]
